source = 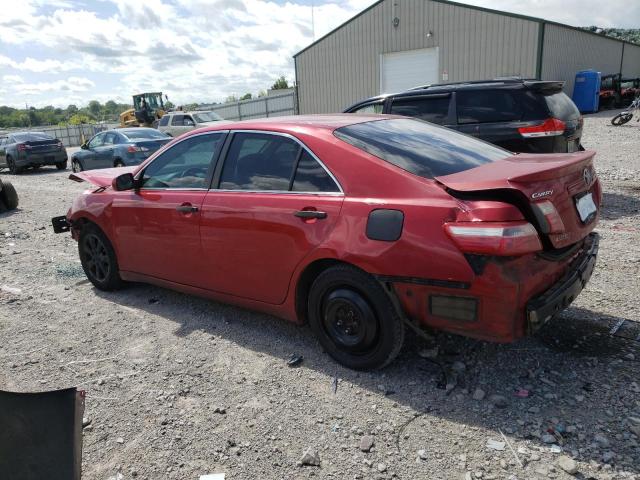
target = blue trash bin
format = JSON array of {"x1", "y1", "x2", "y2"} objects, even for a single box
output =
[{"x1": 572, "y1": 70, "x2": 601, "y2": 113}]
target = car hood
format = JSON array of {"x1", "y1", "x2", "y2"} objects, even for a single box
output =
[{"x1": 69, "y1": 166, "x2": 137, "y2": 187}]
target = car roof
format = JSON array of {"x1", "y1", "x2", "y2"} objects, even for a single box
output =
[{"x1": 193, "y1": 114, "x2": 394, "y2": 134}]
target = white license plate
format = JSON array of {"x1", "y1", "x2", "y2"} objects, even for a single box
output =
[{"x1": 576, "y1": 193, "x2": 597, "y2": 222}]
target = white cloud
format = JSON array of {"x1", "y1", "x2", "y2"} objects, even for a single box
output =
[{"x1": 11, "y1": 76, "x2": 95, "y2": 96}]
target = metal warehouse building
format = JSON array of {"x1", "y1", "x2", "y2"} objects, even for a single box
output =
[{"x1": 293, "y1": 0, "x2": 640, "y2": 114}]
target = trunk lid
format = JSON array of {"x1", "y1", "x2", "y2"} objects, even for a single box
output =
[
  {"x1": 69, "y1": 166, "x2": 136, "y2": 187},
  {"x1": 132, "y1": 138, "x2": 171, "y2": 152},
  {"x1": 24, "y1": 139, "x2": 62, "y2": 153},
  {"x1": 436, "y1": 151, "x2": 600, "y2": 249}
]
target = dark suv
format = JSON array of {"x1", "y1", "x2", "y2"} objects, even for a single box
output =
[{"x1": 344, "y1": 79, "x2": 583, "y2": 154}]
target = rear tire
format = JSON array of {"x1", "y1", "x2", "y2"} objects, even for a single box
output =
[
  {"x1": 308, "y1": 264, "x2": 405, "y2": 370},
  {"x1": 78, "y1": 223, "x2": 124, "y2": 291},
  {"x1": 114, "y1": 159, "x2": 125, "y2": 168},
  {"x1": 7, "y1": 156, "x2": 21, "y2": 175},
  {"x1": 72, "y1": 159, "x2": 83, "y2": 173},
  {"x1": 56, "y1": 160, "x2": 67, "y2": 170},
  {"x1": 611, "y1": 113, "x2": 633, "y2": 126},
  {"x1": 0, "y1": 181, "x2": 19, "y2": 210}
]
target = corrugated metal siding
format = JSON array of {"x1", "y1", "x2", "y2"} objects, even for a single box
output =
[
  {"x1": 541, "y1": 24, "x2": 623, "y2": 95},
  {"x1": 622, "y1": 43, "x2": 640, "y2": 78},
  {"x1": 296, "y1": 0, "x2": 539, "y2": 114}
]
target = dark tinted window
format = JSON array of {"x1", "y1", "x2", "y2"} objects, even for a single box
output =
[
  {"x1": 220, "y1": 133, "x2": 300, "y2": 191},
  {"x1": 390, "y1": 95, "x2": 451, "y2": 124},
  {"x1": 544, "y1": 92, "x2": 580, "y2": 120},
  {"x1": 334, "y1": 118, "x2": 511, "y2": 179},
  {"x1": 158, "y1": 115, "x2": 170, "y2": 126},
  {"x1": 121, "y1": 129, "x2": 169, "y2": 140},
  {"x1": 11, "y1": 132, "x2": 55, "y2": 142},
  {"x1": 171, "y1": 114, "x2": 184, "y2": 126},
  {"x1": 142, "y1": 133, "x2": 225, "y2": 189},
  {"x1": 351, "y1": 103, "x2": 384, "y2": 114},
  {"x1": 292, "y1": 151, "x2": 339, "y2": 192},
  {"x1": 457, "y1": 90, "x2": 522, "y2": 124}
]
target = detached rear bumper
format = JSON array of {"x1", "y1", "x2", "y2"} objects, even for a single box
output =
[{"x1": 526, "y1": 232, "x2": 599, "y2": 332}]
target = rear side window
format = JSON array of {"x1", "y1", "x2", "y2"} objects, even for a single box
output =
[
  {"x1": 158, "y1": 116, "x2": 170, "y2": 126},
  {"x1": 544, "y1": 92, "x2": 580, "y2": 120},
  {"x1": 292, "y1": 151, "x2": 340, "y2": 192},
  {"x1": 351, "y1": 103, "x2": 384, "y2": 114},
  {"x1": 220, "y1": 133, "x2": 300, "y2": 191},
  {"x1": 334, "y1": 118, "x2": 511, "y2": 179},
  {"x1": 457, "y1": 90, "x2": 522, "y2": 124},
  {"x1": 171, "y1": 114, "x2": 184, "y2": 126},
  {"x1": 390, "y1": 95, "x2": 451, "y2": 124}
]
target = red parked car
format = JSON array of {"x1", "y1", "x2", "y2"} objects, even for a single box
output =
[{"x1": 52, "y1": 115, "x2": 600, "y2": 370}]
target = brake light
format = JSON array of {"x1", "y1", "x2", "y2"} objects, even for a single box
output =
[
  {"x1": 127, "y1": 145, "x2": 149, "y2": 153},
  {"x1": 17, "y1": 143, "x2": 30, "y2": 151},
  {"x1": 444, "y1": 221, "x2": 542, "y2": 256},
  {"x1": 533, "y1": 200, "x2": 565, "y2": 234},
  {"x1": 518, "y1": 118, "x2": 566, "y2": 138},
  {"x1": 56, "y1": 141, "x2": 63, "y2": 149}
]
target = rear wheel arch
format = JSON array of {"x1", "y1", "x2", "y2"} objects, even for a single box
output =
[
  {"x1": 295, "y1": 258, "x2": 352, "y2": 324},
  {"x1": 114, "y1": 158, "x2": 125, "y2": 167}
]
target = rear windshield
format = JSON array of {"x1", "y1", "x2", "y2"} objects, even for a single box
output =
[
  {"x1": 334, "y1": 118, "x2": 512, "y2": 179},
  {"x1": 121, "y1": 129, "x2": 170, "y2": 140},
  {"x1": 12, "y1": 132, "x2": 55, "y2": 142},
  {"x1": 544, "y1": 92, "x2": 580, "y2": 120},
  {"x1": 193, "y1": 112, "x2": 223, "y2": 123}
]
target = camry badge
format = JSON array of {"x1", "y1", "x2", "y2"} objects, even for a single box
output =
[
  {"x1": 583, "y1": 167, "x2": 593, "y2": 186},
  {"x1": 531, "y1": 190, "x2": 553, "y2": 199}
]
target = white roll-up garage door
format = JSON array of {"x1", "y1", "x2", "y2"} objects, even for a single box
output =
[{"x1": 380, "y1": 47, "x2": 439, "y2": 94}]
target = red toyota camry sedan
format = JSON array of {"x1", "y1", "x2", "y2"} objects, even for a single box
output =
[{"x1": 53, "y1": 115, "x2": 600, "y2": 370}]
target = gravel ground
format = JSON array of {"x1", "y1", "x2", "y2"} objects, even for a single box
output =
[{"x1": 1, "y1": 112, "x2": 639, "y2": 480}]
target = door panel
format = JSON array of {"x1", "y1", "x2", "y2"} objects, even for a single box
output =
[
  {"x1": 199, "y1": 192, "x2": 343, "y2": 304},
  {"x1": 112, "y1": 190, "x2": 207, "y2": 285}
]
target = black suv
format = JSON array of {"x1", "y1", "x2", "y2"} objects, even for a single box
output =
[{"x1": 344, "y1": 79, "x2": 583, "y2": 154}]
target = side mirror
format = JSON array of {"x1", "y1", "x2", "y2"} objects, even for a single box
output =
[
  {"x1": 81, "y1": 142, "x2": 88, "y2": 150},
  {"x1": 112, "y1": 173, "x2": 135, "y2": 191}
]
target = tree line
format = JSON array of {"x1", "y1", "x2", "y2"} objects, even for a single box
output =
[{"x1": 0, "y1": 76, "x2": 292, "y2": 129}]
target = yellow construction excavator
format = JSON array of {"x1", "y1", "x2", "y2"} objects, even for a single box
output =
[{"x1": 119, "y1": 92, "x2": 167, "y2": 127}]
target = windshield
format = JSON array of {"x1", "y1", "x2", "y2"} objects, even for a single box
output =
[
  {"x1": 334, "y1": 118, "x2": 512, "y2": 179},
  {"x1": 121, "y1": 129, "x2": 170, "y2": 140},
  {"x1": 192, "y1": 112, "x2": 223, "y2": 123},
  {"x1": 12, "y1": 132, "x2": 55, "y2": 142}
]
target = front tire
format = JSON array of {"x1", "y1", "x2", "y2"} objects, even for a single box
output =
[
  {"x1": 308, "y1": 265, "x2": 405, "y2": 370},
  {"x1": 72, "y1": 159, "x2": 83, "y2": 173},
  {"x1": 611, "y1": 113, "x2": 633, "y2": 126},
  {"x1": 114, "y1": 159, "x2": 125, "y2": 168},
  {"x1": 7, "y1": 156, "x2": 21, "y2": 175},
  {"x1": 78, "y1": 223, "x2": 123, "y2": 291},
  {"x1": 0, "y1": 181, "x2": 19, "y2": 210}
]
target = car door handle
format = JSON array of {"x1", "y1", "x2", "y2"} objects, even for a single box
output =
[
  {"x1": 294, "y1": 210, "x2": 327, "y2": 219},
  {"x1": 176, "y1": 205, "x2": 198, "y2": 213}
]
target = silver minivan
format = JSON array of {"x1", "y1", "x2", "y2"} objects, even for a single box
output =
[{"x1": 158, "y1": 111, "x2": 225, "y2": 137}]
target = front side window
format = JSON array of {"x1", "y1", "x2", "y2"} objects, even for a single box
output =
[
  {"x1": 183, "y1": 116, "x2": 195, "y2": 126},
  {"x1": 334, "y1": 118, "x2": 512, "y2": 179},
  {"x1": 88, "y1": 133, "x2": 104, "y2": 149},
  {"x1": 352, "y1": 103, "x2": 384, "y2": 114},
  {"x1": 457, "y1": 90, "x2": 522, "y2": 124},
  {"x1": 103, "y1": 132, "x2": 117, "y2": 145},
  {"x1": 219, "y1": 133, "x2": 300, "y2": 191},
  {"x1": 390, "y1": 95, "x2": 451, "y2": 124},
  {"x1": 141, "y1": 133, "x2": 225, "y2": 189}
]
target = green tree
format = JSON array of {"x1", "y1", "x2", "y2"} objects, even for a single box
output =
[
  {"x1": 87, "y1": 100, "x2": 102, "y2": 118},
  {"x1": 257, "y1": 90, "x2": 267, "y2": 98},
  {"x1": 271, "y1": 76, "x2": 289, "y2": 90},
  {"x1": 69, "y1": 113, "x2": 93, "y2": 125},
  {"x1": 240, "y1": 93, "x2": 252, "y2": 101},
  {"x1": 225, "y1": 95, "x2": 238, "y2": 103},
  {"x1": 164, "y1": 100, "x2": 175, "y2": 110}
]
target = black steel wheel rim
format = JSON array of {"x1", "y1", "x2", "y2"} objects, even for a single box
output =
[
  {"x1": 82, "y1": 233, "x2": 110, "y2": 282},
  {"x1": 322, "y1": 288, "x2": 378, "y2": 353}
]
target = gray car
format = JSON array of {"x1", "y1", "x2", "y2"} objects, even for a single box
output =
[
  {"x1": 71, "y1": 128, "x2": 171, "y2": 172},
  {"x1": 157, "y1": 111, "x2": 224, "y2": 137},
  {"x1": 0, "y1": 131, "x2": 68, "y2": 174}
]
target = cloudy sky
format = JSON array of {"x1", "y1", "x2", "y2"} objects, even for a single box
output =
[{"x1": 0, "y1": 0, "x2": 638, "y2": 108}]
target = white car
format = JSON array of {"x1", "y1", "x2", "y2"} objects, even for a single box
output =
[{"x1": 158, "y1": 111, "x2": 224, "y2": 137}]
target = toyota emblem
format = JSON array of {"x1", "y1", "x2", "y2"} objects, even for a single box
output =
[{"x1": 583, "y1": 168, "x2": 593, "y2": 186}]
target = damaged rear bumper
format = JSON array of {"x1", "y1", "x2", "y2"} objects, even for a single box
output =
[{"x1": 526, "y1": 232, "x2": 599, "y2": 332}]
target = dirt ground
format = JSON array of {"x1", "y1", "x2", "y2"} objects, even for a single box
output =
[{"x1": 1, "y1": 113, "x2": 639, "y2": 480}]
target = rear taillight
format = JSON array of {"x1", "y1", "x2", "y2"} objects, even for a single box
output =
[
  {"x1": 533, "y1": 200, "x2": 565, "y2": 234},
  {"x1": 127, "y1": 145, "x2": 149, "y2": 153},
  {"x1": 56, "y1": 141, "x2": 63, "y2": 149},
  {"x1": 17, "y1": 143, "x2": 30, "y2": 151},
  {"x1": 444, "y1": 221, "x2": 542, "y2": 256},
  {"x1": 518, "y1": 118, "x2": 566, "y2": 138}
]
